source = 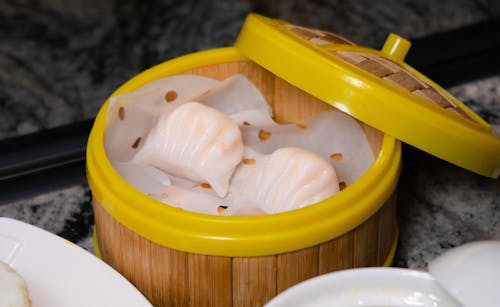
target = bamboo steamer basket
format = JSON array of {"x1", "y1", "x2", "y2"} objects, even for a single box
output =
[
  {"x1": 87, "y1": 14, "x2": 499, "y2": 307},
  {"x1": 88, "y1": 48, "x2": 400, "y2": 306}
]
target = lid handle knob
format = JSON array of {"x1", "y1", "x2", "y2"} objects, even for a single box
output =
[{"x1": 381, "y1": 33, "x2": 411, "y2": 62}]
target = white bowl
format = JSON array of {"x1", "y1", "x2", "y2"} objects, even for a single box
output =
[
  {"x1": 267, "y1": 241, "x2": 500, "y2": 307},
  {"x1": 265, "y1": 267, "x2": 462, "y2": 307}
]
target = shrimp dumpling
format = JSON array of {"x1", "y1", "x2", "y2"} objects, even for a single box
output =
[
  {"x1": 235, "y1": 147, "x2": 340, "y2": 213},
  {"x1": 132, "y1": 102, "x2": 244, "y2": 197}
]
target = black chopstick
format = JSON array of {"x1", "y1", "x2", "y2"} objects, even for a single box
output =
[{"x1": 0, "y1": 119, "x2": 93, "y2": 203}]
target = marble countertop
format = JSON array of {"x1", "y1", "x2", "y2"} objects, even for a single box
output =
[{"x1": 0, "y1": 0, "x2": 499, "y2": 273}]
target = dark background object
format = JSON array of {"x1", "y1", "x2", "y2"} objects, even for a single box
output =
[
  {"x1": 407, "y1": 17, "x2": 500, "y2": 87},
  {"x1": 0, "y1": 119, "x2": 92, "y2": 203}
]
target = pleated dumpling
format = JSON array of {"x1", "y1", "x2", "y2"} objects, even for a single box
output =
[
  {"x1": 233, "y1": 147, "x2": 340, "y2": 214},
  {"x1": 132, "y1": 102, "x2": 244, "y2": 197}
]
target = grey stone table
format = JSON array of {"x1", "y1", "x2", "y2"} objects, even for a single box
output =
[{"x1": 0, "y1": 0, "x2": 499, "y2": 271}]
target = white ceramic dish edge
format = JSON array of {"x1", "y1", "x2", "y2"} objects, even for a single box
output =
[{"x1": 0, "y1": 217, "x2": 152, "y2": 307}]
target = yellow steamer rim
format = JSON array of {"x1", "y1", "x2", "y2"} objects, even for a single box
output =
[
  {"x1": 87, "y1": 47, "x2": 401, "y2": 257},
  {"x1": 236, "y1": 14, "x2": 500, "y2": 178}
]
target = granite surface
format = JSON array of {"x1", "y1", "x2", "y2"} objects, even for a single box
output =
[{"x1": 1, "y1": 0, "x2": 499, "y2": 274}]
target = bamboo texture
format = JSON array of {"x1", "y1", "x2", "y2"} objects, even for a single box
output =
[{"x1": 93, "y1": 60, "x2": 398, "y2": 306}]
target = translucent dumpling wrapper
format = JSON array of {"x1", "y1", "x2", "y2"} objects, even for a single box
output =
[
  {"x1": 105, "y1": 74, "x2": 270, "y2": 162},
  {"x1": 229, "y1": 147, "x2": 340, "y2": 214},
  {"x1": 105, "y1": 75, "x2": 219, "y2": 162},
  {"x1": 112, "y1": 162, "x2": 171, "y2": 194},
  {"x1": 149, "y1": 185, "x2": 231, "y2": 216},
  {"x1": 104, "y1": 73, "x2": 375, "y2": 215},
  {"x1": 131, "y1": 102, "x2": 244, "y2": 197}
]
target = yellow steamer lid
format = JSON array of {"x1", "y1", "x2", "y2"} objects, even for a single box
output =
[{"x1": 235, "y1": 14, "x2": 500, "y2": 178}]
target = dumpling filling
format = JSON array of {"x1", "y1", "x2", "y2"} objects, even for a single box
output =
[{"x1": 104, "y1": 74, "x2": 374, "y2": 215}]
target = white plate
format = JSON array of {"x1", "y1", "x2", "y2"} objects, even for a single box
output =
[
  {"x1": 265, "y1": 267, "x2": 463, "y2": 307},
  {"x1": 0, "y1": 218, "x2": 152, "y2": 307}
]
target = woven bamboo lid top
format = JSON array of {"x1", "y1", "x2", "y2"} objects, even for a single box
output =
[{"x1": 235, "y1": 14, "x2": 500, "y2": 178}]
